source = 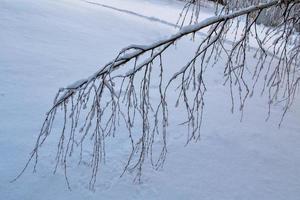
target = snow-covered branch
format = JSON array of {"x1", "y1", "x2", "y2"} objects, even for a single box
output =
[{"x1": 16, "y1": 0, "x2": 300, "y2": 190}]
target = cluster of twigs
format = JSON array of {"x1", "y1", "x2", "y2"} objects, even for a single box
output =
[{"x1": 15, "y1": 0, "x2": 300, "y2": 190}]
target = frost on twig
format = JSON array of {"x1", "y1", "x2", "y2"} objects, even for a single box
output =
[{"x1": 15, "y1": 0, "x2": 300, "y2": 190}]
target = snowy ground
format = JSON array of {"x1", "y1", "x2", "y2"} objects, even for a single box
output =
[{"x1": 0, "y1": 0, "x2": 300, "y2": 199}]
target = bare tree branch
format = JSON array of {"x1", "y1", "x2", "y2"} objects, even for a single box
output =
[{"x1": 14, "y1": 0, "x2": 300, "y2": 190}]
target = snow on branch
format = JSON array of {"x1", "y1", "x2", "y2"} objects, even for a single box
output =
[{"x1": 15, "y1": 0, "x2": 300, "y2": 190}]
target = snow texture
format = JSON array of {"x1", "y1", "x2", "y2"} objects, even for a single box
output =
[{"x1": 0, "y1": 0, "x2": 300, "y2": 199}]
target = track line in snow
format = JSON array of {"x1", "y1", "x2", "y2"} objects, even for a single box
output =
[{"x1": 83, "y1": 0, "x2": 179, "y2": 28}]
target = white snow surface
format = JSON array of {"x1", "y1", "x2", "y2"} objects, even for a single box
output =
[{"x1": 0, "y1": 0, "x2": 300, "y2": 199}]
